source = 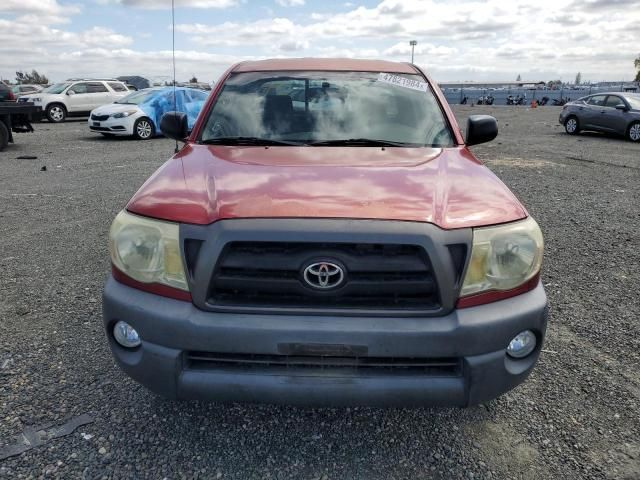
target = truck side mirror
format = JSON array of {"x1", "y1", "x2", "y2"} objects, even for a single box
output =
[
  {"x1": 160, "y1": 111, "x2": 188, "y2": 141},
  {"x1": 466, "y1": 115, "x2": 498, "y2": 146}
]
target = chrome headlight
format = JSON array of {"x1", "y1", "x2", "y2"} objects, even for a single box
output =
[
  {"x1": 109, "y1": 210, "x2": 188, "y2": 291},
  {"x1": 460, "y1": 217, "x2": 543, "y2": 297},
  {"x1": 112, "y1": 110, "x2": 137, "y2": 118}
]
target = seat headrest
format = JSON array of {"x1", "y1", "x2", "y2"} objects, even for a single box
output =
[{"x1": 263, "y1": 95, "x2": 293, "y2": 117}]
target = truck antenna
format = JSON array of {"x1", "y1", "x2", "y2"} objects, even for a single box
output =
[{"x1": 171, "y1": 0, "x2": 179, "y2": 154}]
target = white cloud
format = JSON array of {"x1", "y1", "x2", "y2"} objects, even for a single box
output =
[
  {"x1": 278, "y1": 40, "x2": 309, "y2": 52},
  {"x1": 178, "y1": 18, "x2": 299, "y2": 47},
  {"x1": 174, "y1": 0, "x2": 640, "y2": 81},
  {"x1": 0, "y1": 0, "x2": 81, "y2": 23},
  {"x1": 0, "y1": 20, "x2": 132, "y2": 48},
  {"x1": 276, "y1": 0, "x2": 305, "y2": 6},
  {"x1": 1, "y1": 0, "x2": 639, "y2": 83},
  {"x1": 0, "y1": 0, "x2": 79, "y2": 15},
  {"x1": 98, "y1": 0, "x2": 238, "y2": 8},
  {"x1": 383, "y1": 42, "x2": 457, "y2": 58}
]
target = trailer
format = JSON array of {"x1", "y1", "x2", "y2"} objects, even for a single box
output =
[{"x1": 0, "y1": 102, "x2": 42, "y2": 151}]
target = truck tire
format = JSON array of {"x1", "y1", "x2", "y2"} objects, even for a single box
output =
[
  {"x1": 46, "y1": 103, "x2": 67, "y2": 123},
  {"x1": 0, "y1": 121, "x2": 8, "y2": 151}
]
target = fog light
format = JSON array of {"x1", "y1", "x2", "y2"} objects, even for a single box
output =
[
  {"x1": 113, "y1": 321, "x2": 141, "y2": 348},
  {"x1": 507, "y1": 330, "x2": 536, "y2": 358}
]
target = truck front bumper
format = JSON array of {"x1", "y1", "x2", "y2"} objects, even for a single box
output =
[{"x1": 103, "y1": 276, "x2": 548, "y2": 407}]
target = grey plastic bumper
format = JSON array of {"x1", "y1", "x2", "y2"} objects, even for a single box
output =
[{"x1": 103, "y1": 276, "x2": 548, "y2": 407}]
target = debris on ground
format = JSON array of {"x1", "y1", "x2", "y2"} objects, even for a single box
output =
[{"x1": 0, "y1": 414, "x2": 94, "y2": 461}]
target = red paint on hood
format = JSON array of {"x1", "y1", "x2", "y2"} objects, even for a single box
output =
[{"x1": 126, "y1": 145, "x2": 527, "y2": 230}]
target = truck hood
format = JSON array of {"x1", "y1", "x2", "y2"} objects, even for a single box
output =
[{"x1": 126, "y1": 144, "x2": 527, "y2": 230}]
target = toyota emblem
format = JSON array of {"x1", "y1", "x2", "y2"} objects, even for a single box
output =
[{"x1": 303, "y1": 261, "x2": 345, "y2": 290}]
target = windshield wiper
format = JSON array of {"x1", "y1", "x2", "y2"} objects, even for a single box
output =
[
  {"x1": 308, "y1": 138, "x2": 418, "y2": 147},
  {"x1": 200, "y1": 137, "x2": 304, "y2": 146}
]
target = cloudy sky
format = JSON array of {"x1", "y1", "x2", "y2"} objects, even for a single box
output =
[{"x1": 1, "y1": 0, "x2": 638, "y2": 84}]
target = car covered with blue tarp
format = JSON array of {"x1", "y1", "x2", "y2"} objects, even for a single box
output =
[{"x1": 88, "y1": 87, "x2": 209, "y2": 139}]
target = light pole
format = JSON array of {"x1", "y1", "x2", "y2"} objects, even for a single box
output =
[{"x1": 410, "y1": 40, "x2": 417, "y2": 63}]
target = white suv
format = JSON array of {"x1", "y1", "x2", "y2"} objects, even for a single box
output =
[{"x1": 25, "y1": 79, "x2": 130, "y2": 123}]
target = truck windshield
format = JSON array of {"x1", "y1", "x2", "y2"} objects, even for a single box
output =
[{"x1": 199, "y1": 71, "x2": 454, "y2": 147}]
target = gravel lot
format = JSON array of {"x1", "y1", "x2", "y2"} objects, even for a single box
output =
[{"x1": 1, "y1": 107, "x2": 639, "y2": 480}]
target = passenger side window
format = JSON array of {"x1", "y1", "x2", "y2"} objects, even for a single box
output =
[
  {"x1": 108, "y1": 82, "x2": 127, "y2": 92},
  {"x1": 87, "y1": 82, "x2": 108, "y2": 93},
  {"x1": 69, "y1": 83, "x2": 89, "y2": 94},
  {"x1": 604, "y1": 96, "x2": 623, "y2": 108},
  {"x1": 587, "y1": 95, "x2": 606, "y2": 106}
]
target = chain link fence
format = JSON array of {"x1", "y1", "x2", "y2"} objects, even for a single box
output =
[{"x1": 440, "y1": 82, "x2": 639, "y2": 105}]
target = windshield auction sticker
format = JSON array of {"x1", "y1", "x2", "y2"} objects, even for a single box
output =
[{"x1": 377, "y1": 73, "x2": 429, "y2": 92}]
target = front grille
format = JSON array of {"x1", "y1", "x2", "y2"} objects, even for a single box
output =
[
  {"x1": 90, "y1": 114, "x2": 109, "y2": 121},
  {"x1": 208, "y1": 242, "x2": 439, "y2": 312},
  {"x1": 186, "y1": 352, "x2": 462, "y2": 377}
]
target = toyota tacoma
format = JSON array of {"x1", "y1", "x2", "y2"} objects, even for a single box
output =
[{"x1": 103, "y1": 58, "x2": 547, "y2": 407}]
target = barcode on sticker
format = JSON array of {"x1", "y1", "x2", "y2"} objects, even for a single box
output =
[{"x1": 377, "y1": 73, "x2": 429, "y2": 92}]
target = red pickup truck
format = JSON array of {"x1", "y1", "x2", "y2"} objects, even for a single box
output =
[{"x1": 103, "y1": 58, "x2": 547, "y2": 407}]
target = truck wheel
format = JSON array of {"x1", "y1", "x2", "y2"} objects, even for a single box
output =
[
  {"x1": 0, "y1": 121, "x2": 8, "y2": 151},
  {"x1": 133, "y1": 117, "x2": 154, "y2": 140},
  {"x1": 564, "y1": 116, "x2": 579, "y2": 135},
  {"x1": 628, "y1": 122, "x2": 640, "y2": 142},
  {"x1": 46, "y1": 104, "x2": 66, "y2": 123}
]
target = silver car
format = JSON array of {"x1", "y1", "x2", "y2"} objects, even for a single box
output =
[{"x1": 559, "y1": 92, "x2": 640, "y2": 142}]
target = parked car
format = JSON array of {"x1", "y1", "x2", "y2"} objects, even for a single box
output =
[
  {"x1": 12, "y1": 84, "x2": 43, "y2": 96},
  {"x1": 0, "y1": 82, "x2": 16, "y2": 102},
  {"x1": 26, "y1": 79, "x2": 130, "y2": 123},
  {"x1": 104, "y1": 58, "x2": 547, "y2": 407},
  {"x1": 559, "y1": 92, "x2": 640, "y2": 142},
  {"x1": 116, "y1": 75, "x2": 150, "y2": 91},
  {"x1": 88, "y1": 87, "x2": 208, "y2": 140}
]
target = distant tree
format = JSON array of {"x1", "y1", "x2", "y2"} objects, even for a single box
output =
[
  {"x1": 189, "y1": 75, "x2": 198, "y2": 83},
  {"x1": 15, "y1": 69, "x2": 49, "y2": 85},
  {"x1": 575, "y1": 72, "x2": 582, "y2": 85},
  {"x1": 547, "y1": 79, "x2": 562, "y2": 89},
  {"x1": 635, "y1": 55, "x2": 640, "y2": 82},
  {"x1": 516, "y1": 74, "x2": 522, "y2": 82}
]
